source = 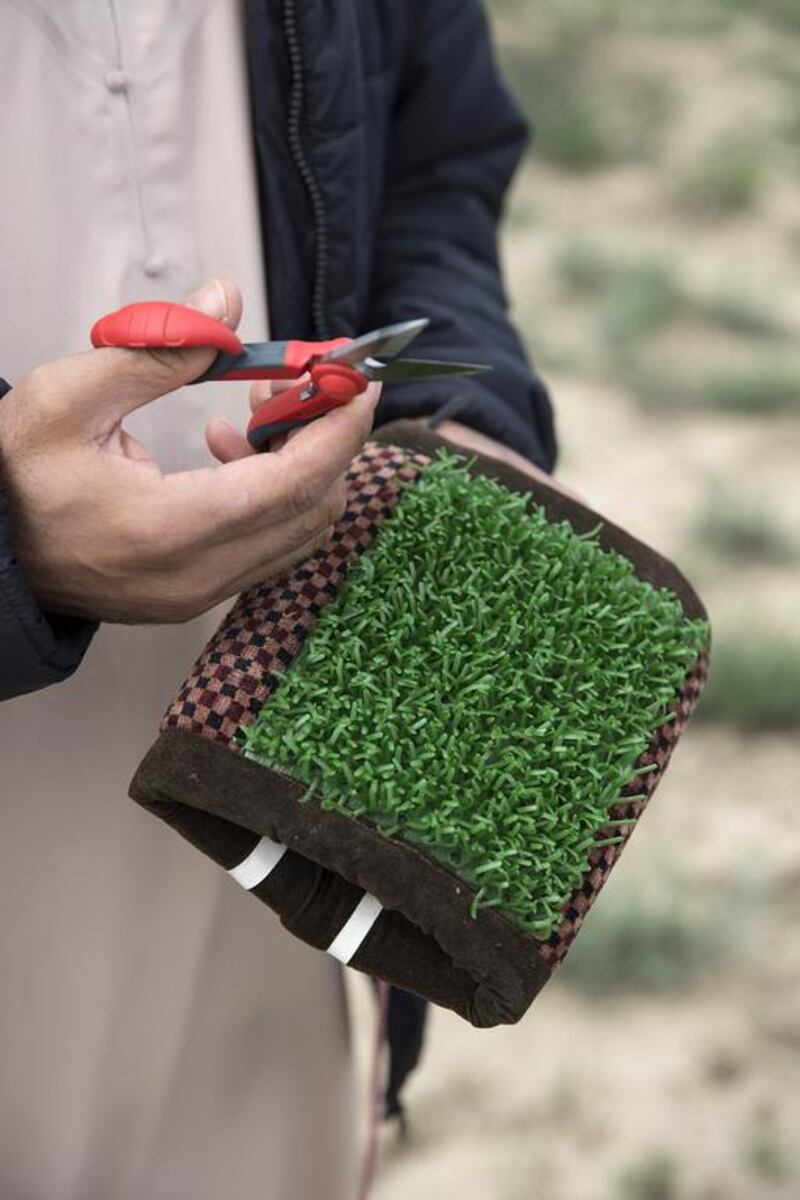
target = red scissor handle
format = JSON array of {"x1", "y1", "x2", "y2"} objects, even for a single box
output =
[
  {"x1": 247, "y1": 363, "x2": 369, "y2": 451},
  {"x1": 91, "y1": 301, "x2": 369, "y2": 451},
  {"x1": 91, "y1": 301, "x2": 352, "y2": 382},
  {"x1": 209, "y1": 337, "x2": 351, "y2": 382},
  {"x1": 91, "y1": 301, "x2": 244, "y2": 357}
]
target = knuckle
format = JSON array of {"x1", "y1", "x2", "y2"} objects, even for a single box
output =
[
  {"x1": 282, "y1": 519, "x2": 316, "y2": 556},
  {"x1": 317, "y1": 523, "x2": 336, "y2": 550},
  {"x1": 274, "y1": 526, "x2": 334, "y2": 578},
  {"x1": 279, "y1": 512, "x2": 327, "y2": 560},
  {"x1": 297, "y1": 485, "x2": 345, "y2": 544},
  {"x1": 302, "y1": 523, "x2": 335, "y2": 558},
  {"x1": 285, "y1": 470, "x2": 323, "y2": 519},
  {"x1": 324, "y1": 478, "x2": 348, "y2": 526}
]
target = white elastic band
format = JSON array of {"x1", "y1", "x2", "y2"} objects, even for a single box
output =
[
  {"x1": 228, "y1": 836, "x2": 286, "y2": 890},
  {"x1": 327, "y1": 893, "x2": 383, "y2": 964}
]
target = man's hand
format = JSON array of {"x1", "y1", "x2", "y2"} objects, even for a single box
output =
[{"x1": 0, "y1": 279, "x2": 380, "y2": 623}]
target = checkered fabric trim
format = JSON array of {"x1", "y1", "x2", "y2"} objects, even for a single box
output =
[
  {"x1": 161, "y1": 442, "x2": 430, "y2": 748},
  {"x1": 538, "y1": 648, "x2": 710, "y2": 968}
]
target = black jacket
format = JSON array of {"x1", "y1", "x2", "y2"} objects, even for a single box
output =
[{"x1": 0, "y1": 0, "x2": 555, "y2": 703}]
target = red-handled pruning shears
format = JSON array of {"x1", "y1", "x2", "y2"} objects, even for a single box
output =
[{"x1": 91, "y1": 301, "x2": 489, "y2": 451}]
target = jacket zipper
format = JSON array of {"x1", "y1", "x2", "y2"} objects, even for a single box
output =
[{"x1": 281, "y1": 0, "x2": 331, "y2": 339}]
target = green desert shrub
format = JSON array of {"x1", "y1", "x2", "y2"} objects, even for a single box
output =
[
  {"x1": 692, "y1": 490, "x2": 795, "y2": 564},
  {"x1": 556, "y1": 240, "x2": 616, "y2": 294},
  {"x1": 746, "y1": 1118, "x2": 790, "y2": 1184},
  {"x1": 698, "y1": 635, "x2": 800, "y2": 730},
  {"x1": 557, "y1": 247, "x2": 684, "y2": 347},
  {"x1": 696, "y1": 365, "x2": 800, "y2": 414},
  {"x1": 612, "y1": 76, "x2": 675, "y2": 160},
  {"x1": 617, "y1": 357, "x2": 682, "y2": 411},
  {"x1": 618, "y1": 1152, "x2": 679, "y2": 1200},
  {"x1": 617, "y1": 355, "x2": 800, "y2": 417},
  {"x1": 600, "y1": 262, "x2": 683, "y2": 347},
  {"x1": 559, "y1": 892, "x2": 725, "y2": 995},
  {"x1": 674, "y1": 132, "x2": 764, "y2": 217},
  {"x1": 778, "y1": 97, "x2": 800, "y2": 149},
  {"x1": 694, "y1": 290, "x2": 787, "y2": 340},
  {"x1": 504, "y1": 40, "x2": 673, "y2": 172},
  {"x1": 758, "y1": 0, "x2": 800, "y2": 32},
  {"x1": 500, "y1": 28, "x2": 617, "y2": 174},
  {"x1": 539, "y1": 95, "x2": 614, "y2": 172}
]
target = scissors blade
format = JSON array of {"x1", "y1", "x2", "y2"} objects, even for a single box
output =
[
  {"x1": 321, "y1": 319, "x2": 429, "y2": 368},
  {"x1": 361, "y1": 358, "x2": 490, "y2": 383}
]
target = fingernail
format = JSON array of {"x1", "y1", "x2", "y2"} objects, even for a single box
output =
[{"x1": 185, "y1": 278, "x2": 228, "y2": 321}]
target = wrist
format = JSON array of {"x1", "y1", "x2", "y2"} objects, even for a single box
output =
[{"x1": 0, "y1": 448, "x2": 97, "y2": 699}]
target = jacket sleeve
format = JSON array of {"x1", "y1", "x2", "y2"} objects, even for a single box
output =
[
  {"x1": 0, "y1": 380, "x2": 97, "y2": 702},
  {"x1": 370, "y1": 0, "x2": 556, "y2": 470}
]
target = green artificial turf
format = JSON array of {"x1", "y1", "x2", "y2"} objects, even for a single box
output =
[{"x1": 240, "y1": 455, "x2": 709, "y2": 937}]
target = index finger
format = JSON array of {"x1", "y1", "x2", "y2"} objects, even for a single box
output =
[{"x1": 272, "y1": 382, "x2": 381, "y2": 506}]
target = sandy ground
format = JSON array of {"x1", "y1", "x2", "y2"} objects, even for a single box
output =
[{"x1": 352, "y1": 7, "x2": 800, "y2": 1198}]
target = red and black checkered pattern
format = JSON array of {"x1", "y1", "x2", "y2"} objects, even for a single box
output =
[
  {"x1": 161, "y1": 442, "x2": 430, "y2": 749},
  {"x1": 538, "y1": 647, "x2": 710, "y2": 966}
]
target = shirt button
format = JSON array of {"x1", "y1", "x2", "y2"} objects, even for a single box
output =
[
  {"x1": 104, "y1": 70, "x2": 129, "y2": 94},
  {"x1": 143, "y1": 255, "x2": 167, "y2": 278}
]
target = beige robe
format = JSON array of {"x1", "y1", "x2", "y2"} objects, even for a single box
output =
[{"x1": 0, "y1": 3, "x2": 354, "y2": 1197}]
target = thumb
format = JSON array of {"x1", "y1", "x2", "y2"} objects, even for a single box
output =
[
  {"x1": 67, "y1": 278, "x2": 244, "y2": 432},
  {"x1": 185, "y1": 276, "x2": 243, "y2": 333}
]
